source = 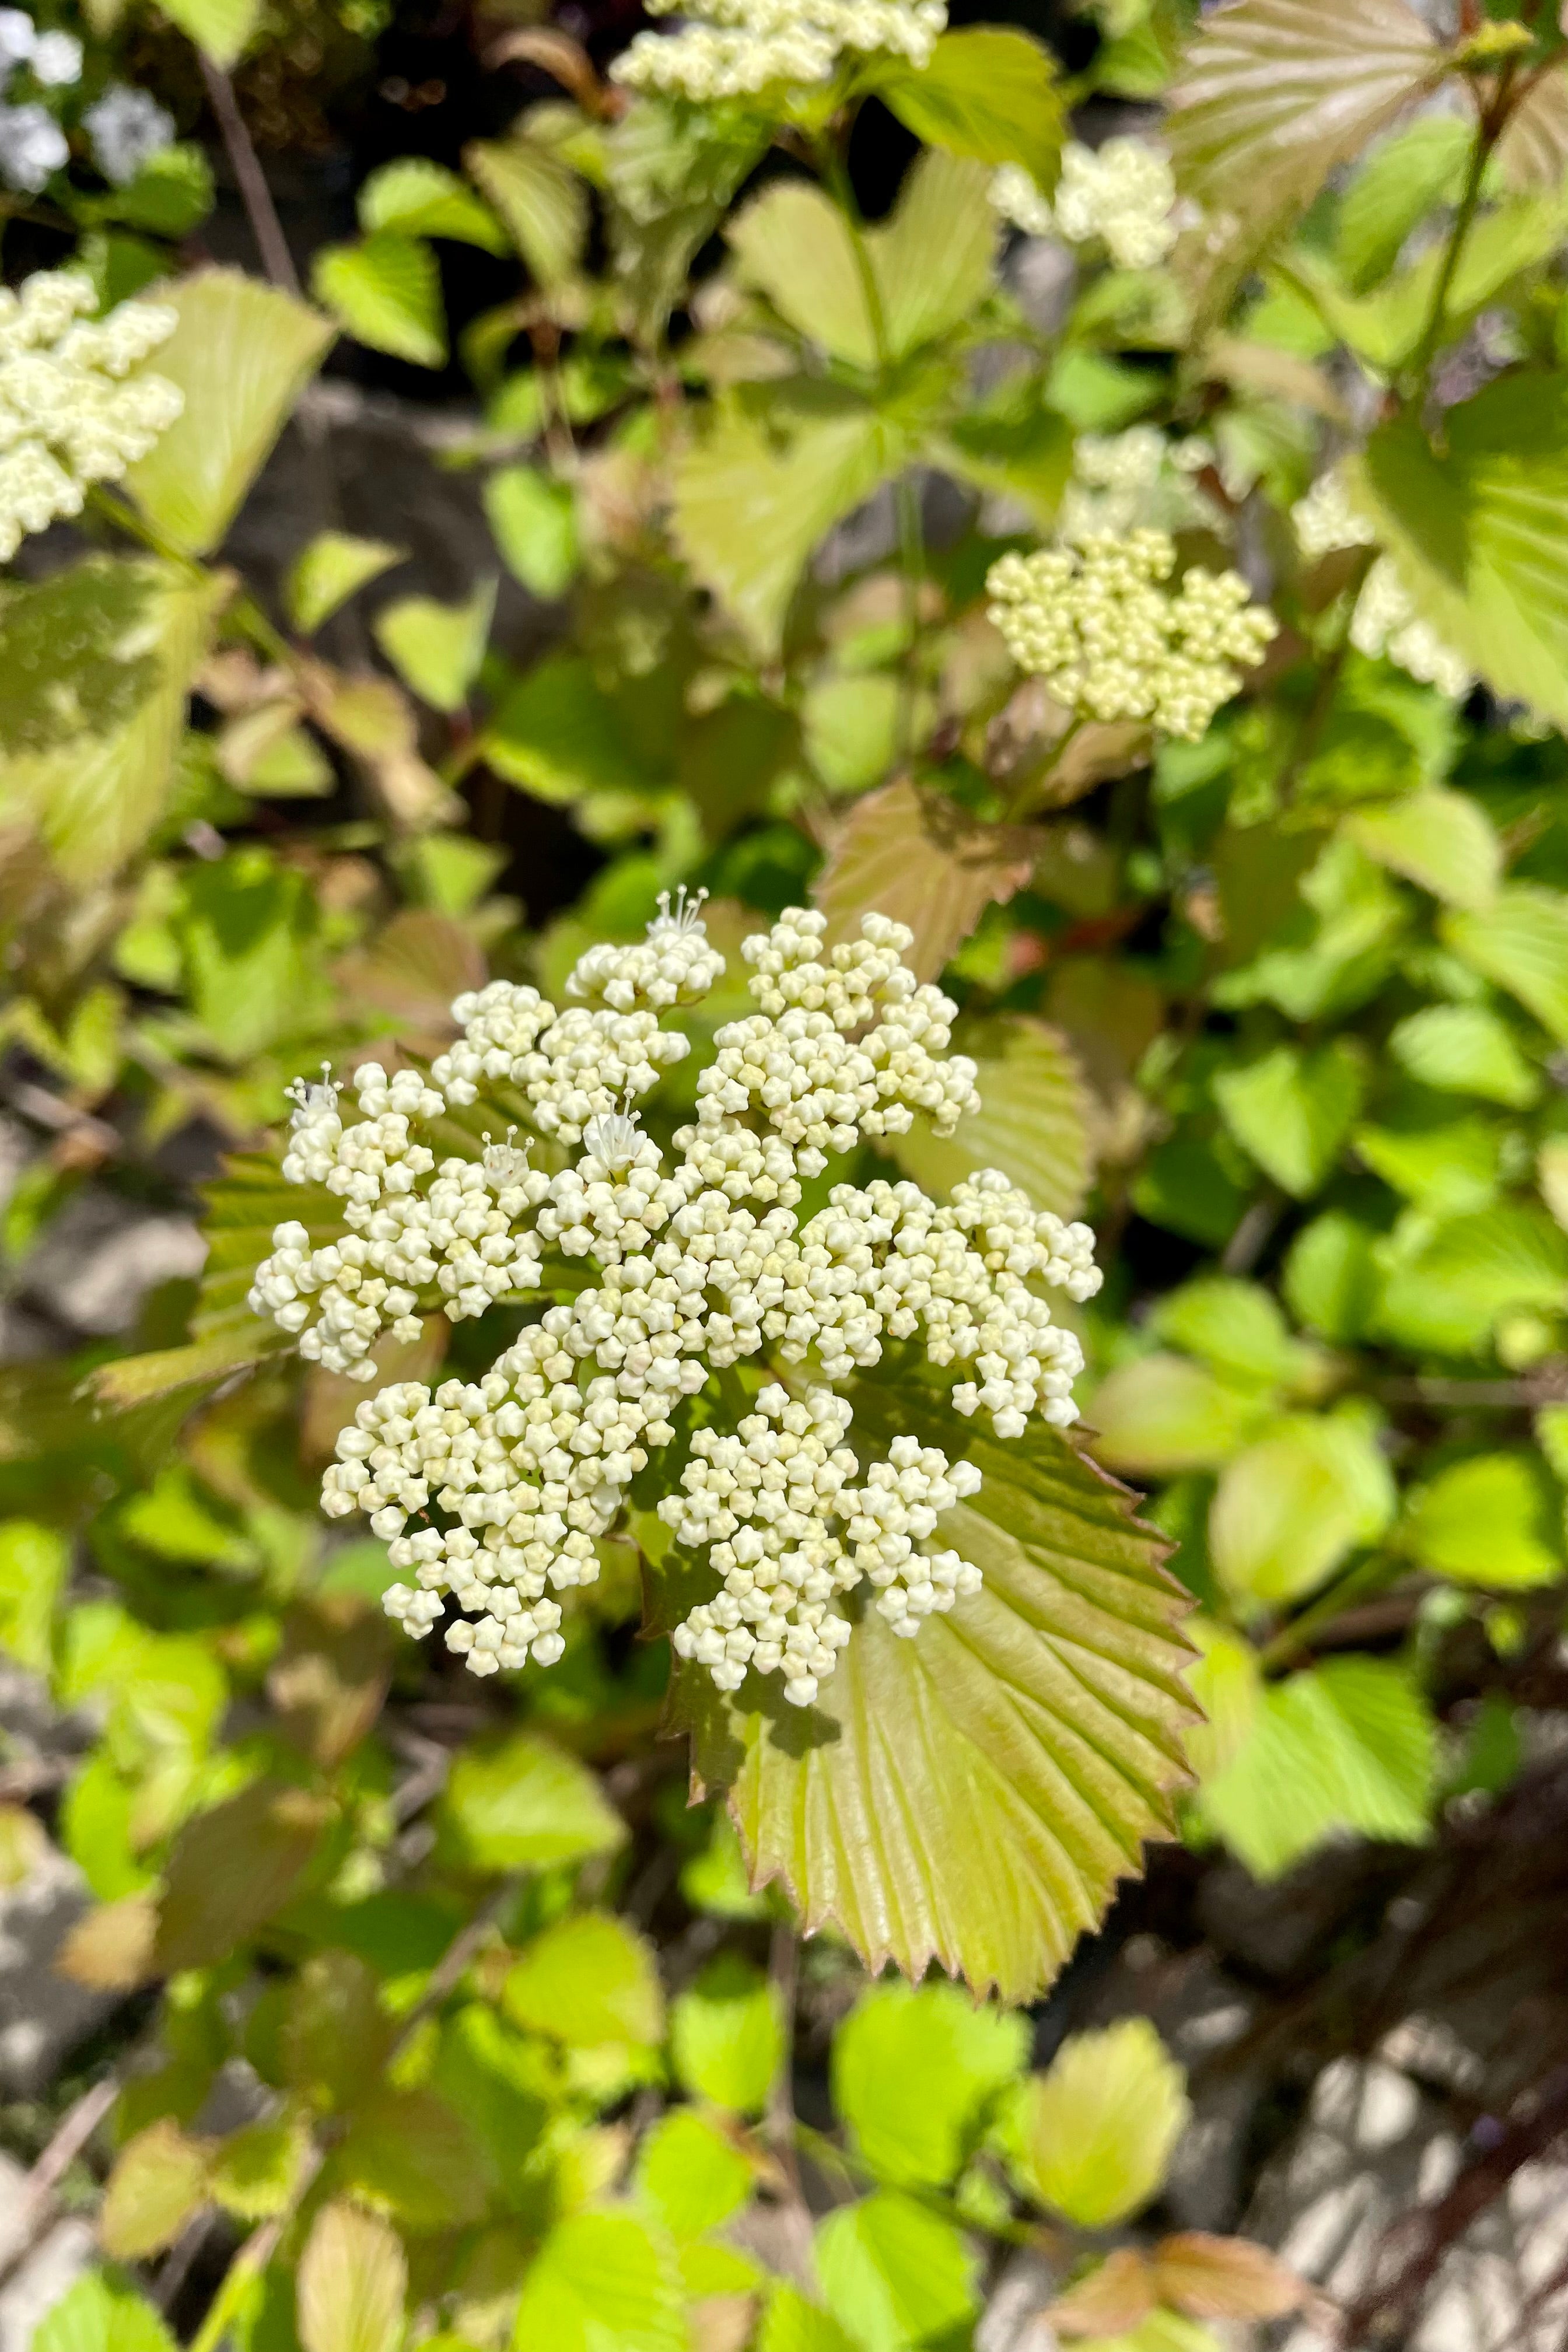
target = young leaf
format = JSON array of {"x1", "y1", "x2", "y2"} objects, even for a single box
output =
[
  {"x1": 888, "y1": 1013, "x2": 1093, "y2": 1220},
  {"x1": 297, "y1": 2200, "x2": 407, "y2": 2352},
  {"x1": 437, "y1": 1730, "x2": 625, "y2": 1871},
  {"x1": 1496, "y1": 64, "x2": 1568, "y2": 191},
  {"x1": 1398, "y1": 1454, "x2": 1562, "y2": 1590},
  {"x1": 669, "y1": 1954, "x2": 784, "y2": 2117},
  {"x1": 209, "y1": 2116, "x2": 312, "y2": 2218},
  {"x1": 1153, "y1": 2234, "x2": 1307, "y2": 2323},
  {"x1": 510, "y1": 2210, "x2": 685, "y2": 2352},
  {"x1": 484, "y1": 468, "x2": 579, "y2": 598},
  {"x1": 502, "y1": 1912, "x2": 664, "y2": 2046},
  {"x1": 287, "y1": 533, "x2": 405, "y2": 636},
  {"x1": 634, "y1": 2109, "x2": 754, "y2": 2241},
  {"x1": 465, "y1": 135, "x2": 587, "y2": 286},
  {"x1": 358, "y1": 156, "x2": 507, "y2": 251},
  {"x1": 814, "y1": 778, "x2": 1040, "y2": 983},
  {"x1": 98, "y1": 2119, "x2": 211, "y2": 2259},
  {"x1": 123, "y1": 270, "x2": 334, "y2": 555},
  {"x1": 871, "y1": 27, "x2": 1064, "y2": 181},
  {"x1": 313, "y1": 233, "x2": 447, "y2": 369},
  {"x1": 1086, "y1": 1354, "x2": 1272, "y2": 1476},
  {"x1": 757, "y1": 2287, "x2": 861, "y2": 2352},
  {"x1": 814, "y1": 2192, "x2": 978, "y2": 2352},
  {"x1": 483, "y1": 654, "x2": 656, "y2": 802},
  {"x1": 1009, "y1": 2017, "x2": 1189, "y2": 2227},
  {"x1": 1388, "y1": 1005, "x2": 1540, "y2": 1109},
  {"x1": 728, "y1": 183, "x2": 878, "y2": 371},
  {"x1": 156, "y1": 0, "x2": 258, "y2": 68},
  {"x1": 1345, "y1": 789, "x2": 1501, "y2": 911},
  {"x1": 373, "y1": 580, "x2": 496, "y2": 713},
  {"x1": 1214, "y1": 1039, "x2": 1367, "y2": 1198},
  {"x1": 0, "y1": 1520, "x2": 67, "y2": 1673},
  {"x1": 1442, "y1": 887, "x2": 1568, "y2": 1045},
  {"x1": 1376, "y1": 1204, "x2": 1568, "y2": 1355},
  {"x1": 1209, "y1": 1414, "x2": 1396, "y2": 1611},
  {"x1": 832, "y1": 1980, "x2": 1026, "y2": 2189},
  {"x1": 1182, "y1": 1622, "x2": 1262, "y2": 1785},
  {"x1": 676, "y1": 1392, "x2": 1195, "y2": 2001},
  {"x1": 153, "y1": 1779, "x2": 333, "y2": 1974},
  {"x1": 872, "y1": 152, "x2": 998, "y2": 364},
  {"x1": 1334, "y1": 116, "x2": 1471, "y2": 293},
  {"x1": 34, "y1": 2274, "x2": 177, "y2": 2352}
]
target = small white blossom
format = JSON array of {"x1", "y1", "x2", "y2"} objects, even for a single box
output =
[
  {"x1": 992, "y1": 138, "x2": 1181, "y2": 271},
  {"x1": 1292, "y1": 469, "x2": 1472, "y2": 701},
  {"x1": 568, "y1": 888, "x2": 726, "y2": 1013},
  {"x1": 256, "y1": 904, "x2": 1102, "y2": 1702},
  {"x1": 0, "y1": 12, "x2": 33, "y2": 73},
  {"x1": 29, "y1": 30, "x2": 80, "y2": 85},
  {"x1": 84, "y1": 84, "x2": 177, "y2": 187},
  {"x1": 0, "y1": 101, "x2": 65, "y2": 191},
  {"x1": 986, "y1": 530, "x2": 1276, "y2": 741},
  {"x1": 0, "y1": 270, "x2": 183, "y2": 559},
  {"x1": 612, "y1": 0, "x2": 946, "y2": 100}
]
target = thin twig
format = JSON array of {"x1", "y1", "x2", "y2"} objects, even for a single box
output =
[
  {"x1": 199, "y1": 58, "x2": 300, "y2": 298},
  {"x1": 0, "y1": 2071, "x2": 122, "y2": 2290}
]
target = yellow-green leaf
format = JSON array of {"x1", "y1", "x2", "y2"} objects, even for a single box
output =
[
  {"x1": 502, "y1": 1912, "x2": 664, "y2": 2046},
  {"x1": 373, "y1": 579, "x2": 496, "y2": 712},
  {"x1": 1010, "y1": 2018, "x2": 1189, "y2": 2228},
  {"x1": 297, "y1": 2200, "x2": 407, "y2": 2352},
  {"x1": 313, "y1": 233, "x2": 446, "y2": 369},
  {"x1": 286, "y1": 531, "x2": 405, "y2": 634}
]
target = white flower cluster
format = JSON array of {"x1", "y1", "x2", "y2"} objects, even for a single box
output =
[
  {"x1": 0, "y1": 10, "x2": 80, "y2": 195},
  {"x1": 85, "y1": 85, "x2": 176, "y2": 188},
  {"x1": 567, "y1": 887, "x2": 726, "y2": 1012},
  {"x1": 1292, "y1": 470, "x2": 1471, "y2": 701},
  {"x1": 991, "y1": 138, "x2": 1181, "y2": 271},
  {"x1": 256, "y1": 904, "x2": 1101, "y2": 1704},
  {"x1": 611, "y1": 0, "x2": 945, "y2": 100},
  {"x1": 987, "y1": 530, "x2": 1276, "y2": 741},
  {"x1": 0, "y1": 270, "x2": 183, "y2": 562},
  {"x1": 1058, "y1": 425, "x2": 1216, "y2": 542}
]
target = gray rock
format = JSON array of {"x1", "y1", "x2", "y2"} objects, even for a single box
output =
[
  {"x1": 0, "y1": 1843, "x2": 113, "y2": 2096},
  {"x1": 20, "y1": 1194, "x2": 205, "y2": 1336}
]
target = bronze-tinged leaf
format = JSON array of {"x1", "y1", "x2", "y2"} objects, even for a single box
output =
[
  {"x1": 1153, "y1": 2232, "x2": 1310, "y2": 2322},
  {"x1": 674, "y1": 1392, "x2": 1196, "y2": 2003},
  {"x1": 98, "y1": 2120, "x2": 212, "y2": 2260},
  {"x1": 334, "y1": 908, "x2": 484, "y2": 1040},
  {"x1": 268, "y1": 1598, "x2": 394, "y2": 1768},
  {"x1": 814, "y1": 778, "x2": 1041, "y2": 982},
  {"x1": 153, "y1": 1779, "x2": 334, "y2": 1974},
  {"x1": 1046, "y1": 2249, "x2": 1157, "y2": 2339},
  {"x1": 1497, "y1": 65, "x2": 1568, "y2": 191},
  {"x1": 57, "y1": 1891, "x2": 159, "y2": 1990},
  {"x1": 297, "y1": 2199, "x2": 407, "y2": 2352}
]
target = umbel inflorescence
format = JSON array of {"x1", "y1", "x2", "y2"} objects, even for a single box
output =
[
  {"x1": 251, "y1": 902, "x2": 1100, "y2": 1709},
  {"x1": 0, "y1": 270, "x2": 183, "y2": 562},
  {"x1": 611, "y1": 0, "x2": 946, "y2": 100},
  {"x1": 986, "y1": 530, "x2": 1276, "y2": 741},
  {"x1": 991, "y1": 137, "x2": 1183, "y2": 271}
]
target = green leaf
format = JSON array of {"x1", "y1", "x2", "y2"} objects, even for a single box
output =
[
  {"x1": 154, "y1": 1778, "x2": 332, "y2": 1975},
  {"x1": 155, "y1": 0, "x2": 258, "y2": 67},
  {"x1": 124, "y1": 270, "x2": 334, "y2": 556},
  {"x1": 103, "y1": 142, "x2": 214, "y2": 237},
  {"x1": 728, "y1": 182, "x2": 878, "y2": 371},
  {"x1": 888, "y1": 1013, "x2": 1093, "y2": 1222},
  {"x1": 1399, "y1": 1454, "x2": 1562, "y2": 1590},
  {"x1": 1209, "y1": 1413, "x2": 1396, "y2": 1611},
  {"x1": 1088, "y1": 1353, "x2": 1274, "y2": 1478},
  {"x1": 1356, "y1": 377, "x2": 1568, "y2": 730},
  {"x1": 669, "y1": 1954, "x2": 784, "y2": 2117},
  {"x1": 374, "y1": 580, "x2": 495, "y2": 713},
  {"x1": 1214, "y1": 1039, "x2": 1367, "y2": 1198},
  {"x1": 1009, "y1": 2017, "x2": 1190, "y2": 2227},
  {"x1": 671, "y1": 397, "x2": 898, "y2": 654},
  {"x1": 335, "y1": 2085, "x2": 489, "y2": 2229},
  {"x1": 874, "y1": 152, "x2": 998, "y2": 364},
  {"x1": 1376, "y1": 1204, "x2": 1568, "y2": 1354},
  {"x1": 677, "y1": 1393, "x2": 1195, "y2": 2002},
  {"x1": 209, "y1": 2117, "x2": 312, "y2": 2219},
  {"x1": 510, "y1": 2210, "x2": 685, "y2": 2352},
  {"x1": 1168, "y1": 0, "x2": 1438, "y2": 226},
  {"x1": 34, "y1": 2274, "x2": 177, "y2": 2352},
  {"x1": 872, "y1": 27, "x2": 1064, "y2": 180},
  {"x1": 1345, "y1": 789, "x2": 1501, "y2": 912},
  {"x1": 0, "y1": 559, "x2": 164, "y2": 757},
  {"x1": 1150, "y1": 1278, "x2": 1318, "y2": 1391},
  {"x1": 1388, "y1": 1005, "x2": 1540, "y2": 1108},
  {"x1": 1294, "y1": 198, "x2": 1568, "y2": 375},
  {"x1": 813, "y1": 778, "x2": 1041, "y2": 985},
  {"x1": 1353, "y1": 1109, "x2": 1502, "y2": 1216},
  {"x1": 1197, "y1": 1657, "x2": 1436, "y2": 1878},
  {"x1": 359, "y1": 157, "x2": 507, "y2": 252},
  {"x1": 286, "y1": 531, "x2": 405, "y2": 634},
  {"x1": 4, "y1": 564, "x2": 223, "y2": 886},
  {"x1": 438, "y1": 1731, "x2": 625, "y2": 1871},
  {"x1": 757, "y1": 2287, "x2": 862, "y2": 2352},
  {"x1": 298, "y1": 2200, "x2": 407, "y2": 2352},
  {"x1": 0, "y1": 1520, "x2": 67, "y2": 1672},
  {"x1": 1284, "y1": 1213, "x2": 1382, "y2": 1343},
  {"x1": 814, "y1": 2190, "x2": 978, "y2": 2352},
  {"x1": 634, "y1": 2109, "x2": 753, "y2": 2239},
  {"x1": 484, "y1": 468, "x2": 579, "y2": 598},
  {"x1": 1442, "y1": 887, "x2": 1568, "y2": 1045},
  {"x1": 176, "y1": 849, "x2": 331, "y2": 1063},
  {"x1": 832, "y1": 1979, "x2": 1026, "y2": 2189},
  {"x1": 99, "y1": 2120, "x2": 211, "y2": 2259},
  {"x1": 313, "y1": 233, "x2": 446, "y2": 369},
  {"x1": 503, "y1": 1912, "x2": 664, "y2": 2046},
  {"x1": 466, "y1": 135, "x2": 587, "y2": 287},
  {"x1": 1334, "y1": 116, "x2": 1471, "y2": 293},
  {"x1": 483, "y1": 654, "x2": 657, "y2": 803},
  {"x1": 1182, "y1": 1619, "x2": 1262, "y2": 1784},
  {"x1": 606, "y1": 97, "x2": 768, "y2": 345}
]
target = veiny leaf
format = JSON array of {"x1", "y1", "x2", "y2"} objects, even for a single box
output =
[
  {"x1": 510, "y1": 2210, "x2": 685, "y2": 2352},
  {"x1": 1442, "y1": 887, "x2": 1568, "y2": 1045},
  {"x1": 873, "y1": 27, "x2": 1064, "y2": 181},
  {"x1": 466, "y1": 135, "x2": 587, "y2": 286},
  {"x1": 814, "y1": 2190, "x2": 978, "y2": 2352},
  {"x1": 297, "y1": 2200, "x2": 407, "y2": 2352},
  {"x1": 438, "y1": 1730, "x2": 625, "y2": 1871},
  {"x1": 757, "y1": 2287, "x2": 860, "y2": 2352},
  {"x1": 156, "y1": 0, "x2": 257, "y2": 66},
  {"x1": 1088, "y1": 1356, "x2": 1273, "y2": 1477},
  {"x1": 1335, "y1": 116, "x2": 1470, "y2": 293},
  {"x1": 814, "y1": 777, "x2": 1040, "y2": 983},
  {"x1": 1198, "y1": 1656, "x2": 1435, "y2": 1878},
  {"x1": 374, "y1": 580, "x2": 496, "y2": 713},
  {"x1": 1012, "y1": 2017, "x2": 1189, "y2": 2227},
  {"x1": 889, "y1": 1014, "x2": 1093, "y2": 1220},
  {"x1": 334, "y1": 2084, "x2": 489, "y2": 2229},
  {"x1": 1398, "y1": 1453, "x2": 1562, "y2": 1591},
  {"x1": 1168, "y1": 0, "x2": 1438, "y2": 225},
  {"x1": 313, "y1": 233, "x2": 446, "y2": 369},
  {"x1": 124, "y1": 271, "x2": 334, "y2": 556},
  {"x1": 502, "y1": 1912, "x2": 664, "y2": 2046},
  {"x1": 873, "y1": 152, "x2": 998, "y2": 365},
  {"x1": 729, "y1": 182, "x2": 878, "y2": 372},
  {"x1": 359, "y1": 156, "x2": 506, "y2": 251},
  {"x1": 833, "y1": 1979, "x2": 1026, "y2": 2188},
  {"x1": 1496, "y1": 63, "x2": 1568, "y2": 191},
  {"x1": 1209, "y1": 1414, "x2": 1396, "y2": 1610},
  {"x1": 673, "y1": 397, "x2": 897, "y2": 656},
  {"x1": 635, "y1": 2109, "x2": 754, "y2": 2241},
  {"x1": 1214, "y1": 1039, "x2": 1366, "y2": 1198},
  {"x1": 1376, "y1": 1204, "x2": 1568, "y2": 1355},
  {"x1": 99, "y1": 2119, "x2": 211, "y2": 2259},
  {"x1": 286, "y1": 533, "x2": 405, "y2": 635},
  {"x1": 677, "y1": 1391, "x2": 1195, "y2": 2001},
  {"x1": 670, "y1": 1954, "x2": 784, "y2": 2117},
  {"x1": 1345, "y1": 789, "x2": 1501, "y2": 912},
  {"x1": 34, "y1": 2274, "x2": 177, "y2": 2352},
  {"x1": 1153, "y1": 2234, "x2": 1307, "y2": 2323}
]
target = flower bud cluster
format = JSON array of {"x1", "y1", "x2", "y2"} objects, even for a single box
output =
[
  {"x1": 567, "y1": 887, "x2": 726, "y2": 1013},
  {"x1": 1292, "y1": 470, "x2": 1471, "y2": 701},
  {"x1": 991, "y1": 138, "x2": 1181, "y2": 271},
  {"x1": 0, "y1": 271, "x2": 183, "y2": 560},
  {"x1": 254, "y1": 902, "x2": 1101, "y2": 1700},
  {"x1": 987, "y1": 530, "x2": 1276, "y2": 741},
  {"x1": 664, "y1": 1385, "x2": 985, "y2": 1707},
  {"x1": 611, "y1": 0, "x2": 945, "y2": 100},
  {"x1": 433, "y1": 975, "x2": 694, "y2": 1144},
  {"x1": 1059, "y1": 425, "x2": 1216, "y2": 542}
]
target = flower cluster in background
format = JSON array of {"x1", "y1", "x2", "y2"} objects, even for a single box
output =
[
  {"x1": 0, "y1": 7, "x2": 79, "y2": 192},
  {"x1": 992, "y1": 136, "x2": 1182, "y2": 270},
  {"x1": 1293, "y1": 468, "x2": 1473, "y2": 700},
  {"x1": 612, "y1": 0, "x2": 947, "y2": 100},
  {"x1": 0, "y1": 269, "x2": 183, "y2": 559}
]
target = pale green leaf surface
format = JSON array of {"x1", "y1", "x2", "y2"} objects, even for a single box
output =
[
  {"x1": 1399, "y1": 1454, "x2": 1562, "y2": 1590},
  {"x1": 1011, "y1": 2017, "x2": 1189, "y2": 2227},
  {"x1": 728, "y1": 181, "x2": 878, "y2": 370},
  {"x1": 814, "y1": 2191, "x2": 978, "y2": 2352},
  {"x1": 1443, "y1": 888, "x2": 1568, "y2": 1045},
  {"x1": 669, "y1": 1954, "x2": 784, "y2": 2116},
  {"x1": 124, "y1": 271, "x2": 334, "y2": 555},
  {"x1": 677, "y1": 1393, "x2": 1195, "y2": 2000},
  {"x1": 438, "y1": 1731, "x2": 625, "y2": 1871},
  {"x1": 285, "y1": 533, "x2": 405, "y2": 635},
  {"x1": 888, "y1": 1013, "x2": 1092, "y2": 1220},
  {"x1": 155, "y1": 0, "x2": 257, "y2": 66},
  {"x1": 510, "y1": 2210, "x2": 684, "y2": 2352},
  {"x1": 34, "y1": 2275, "x2": 177, "y2": 2352},
  {"x1": 1149, "y1": 1279, "x2": 1316, "y2": 1391},
  {"x1": 1345, "y1": 789, "x2": 1500, "y2": 911},
  {"x1": 1214, "y1": 1040, "x2": 1367, "y2": 1197},
  {"x1": 1376, "y1": 1205, "x2": 1568, "y2": 1355},
  {"x1": 874, "y1": 152, "x2": 998, "y2": 363},
  {"x1": 1182, "y1": 1620, "x2": 1262, "y2": 1784},
  {"x1": 502, "y1": 1912, "x2": 663, "y2": 2046},
  {"x1": 634, "y1": 2108, "x2": 753, "y2": 2239},
  {"x1": 0, "y1": 1521, "x2": 66, "y2": 1674},
  {"x1": 1209, "y1": 1414, "x2": 1396, "y2": 1610},
  {"x1": 1388, "y1": 1005, "x2": 1539, "y2": 1108},
  {"x1": 358, "y1": 157, "x2": 506, "y2": 251},
  {"x1": 298, "y1": 2200, "x2": 407, "y2": 2352},
  {"x1": 1335, "y1": 116, "x2": 1470, "y2": 292},
  {"x1": 832, "y1": 1979, "x2": 1027, "y2": 2188},
  {"x1": 313, "y1": 233, "x2": 446, "y2": 369},
  {"x1": 484, "y1": 468, "x2": 579, "y2": 598},
  {"x1": 466, "y1": 135, "x2": 586, "y2": 286},
  {"x1": 872, "y1": 27, "x2": 1064, "y2": 180},
  {"x1": 758, "y1": 2286, "x2": 861, "y2": 2352},
  {"x1": 99, "y1": 2119, "x2": 211, "y2": 2259},
  {"x1": 1088, "y1": 1356, "x2": 1272, "y2": 1477},
  {"x1": 374, "y1": 580, "x2": 496, "y2": 713}
]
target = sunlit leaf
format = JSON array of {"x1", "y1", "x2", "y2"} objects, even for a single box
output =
[
  {"x1": 286, "y1": 533, "x2": 405, "y2": 635},
  {"x1": 98, "y1": 2119, "x2": 211, "y2": 2259},
  {"x1": 1398, "y1": 1452, "x2": 1562, "y2": 1590},
  {"x1": 669, "y1": 1954, "x2": 783, "y2": 2118},
  {"x1": 1214, "y1": 1039, "x2": 1367, "y2": 1198},
  {"x1": 466, "y1": 134, "x2": 587, "y2": 287},
  {"x1": 313, "y1": 233, "x2": 447, "y2": 369},
  {"x1": 374, "y1": 580, "x2": 496, "y2": 712},
  {"x1": 888, "y1": 1014, "x2": 1092, "y2": 1220},
  {"x1": 1088, "y1": 1356, "x2": 1274, "y2": 1477},
  {"x1": 813, "y1": 777, "x2": 1040, "y2": 983},
  {"x1": 155, "y1": 0, "x2": 258, "y2": 66},
  {"x1": 1442, "y1": 886, "x2": 1568, "y2": 1045},
  {"x1": 298, "y1": 2200, "x2": 407, "y2": 2352},
  {"x1": 1334, "y1": 116, "x2": 1470, "y2": 293},
  {"x1": 872, "y1": 27, "x2": 1064, "y2": 181},
  {"x1": 438, "y1": 1730, "x2": 625, "y2": 1871},
  {"x1": 510, "y1": 2209, "x2": 685, "y2": 2352},
  {"x1": 1008, "y1": 2017, "x2": 1189, "y2": 2227},
  {"x1": 814, "y1": 2191, "x2": 978, "y2": 2352},
  {"x1": 503, "y1": 1912, "x2": 664, "y2": 2046},
  {"x1": 359, "y1": 156, "x2": 507, "y2": 251},
  {"x1": 1209, "y1": 1413, "x2": 1396, "y2": 1610},
  {"x1": 485, "y1": 468, "x2": 579, "y2": 598},
  {"x1": 634, "y1": 2109, "x2": 754, "y2": 2241},
  {"x1": 1345, "y1": 789, "x2": 1500, "y2": 911},
  {"x1": 34, "y1": 2274, "x2": 177, "y2": 2352},
  {"x1": 832, "y1": 1979, "x2": 1026, "y2": 2189}
]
